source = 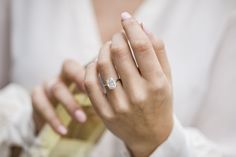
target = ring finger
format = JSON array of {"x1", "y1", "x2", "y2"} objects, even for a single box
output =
[{"x1": 97, "y1": 41, "x2": 129, "y2": 113}]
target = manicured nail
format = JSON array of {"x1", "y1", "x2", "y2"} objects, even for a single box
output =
[
  {"x1": 75, "y1": 110, "x2": 87, "y2": 123},
  {"x1": 121, "y1": 12, "x2": 132, "y2": 21},
  {"x1": 57, "y1": 125, "x2": 67, "y2": 135},
  {"x1": 141, "y1": 23, "x2": 151, "y2": 34}
]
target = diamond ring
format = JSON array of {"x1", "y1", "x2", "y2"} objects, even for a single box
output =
[{"x1": 103, "y1": 77, "x2": 121, "y2": 90}]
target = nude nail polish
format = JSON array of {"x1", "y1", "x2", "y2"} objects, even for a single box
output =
[
  {"x1": 57, "y1": 125, "x2": 68, "y2": 135},
  {"x1": 121, "y1": 12, "x2": 132, "y2": 21},
  {"x1": 75, "y1": 110, "x2": 87, "y2": 123}
]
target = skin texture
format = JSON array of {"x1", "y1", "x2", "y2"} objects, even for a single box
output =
[
  {"x1": 32, "y1": 60, "x2": 87, "y2": 135},
  {"x1": 32, "y1": 12, "x2": 173, "y2": 157},
  {"x1": 32, "y1": 0, "x2": 144, "y2": 135},
  {"x1": 84, "y1": 13, "x2": 173, "y2": 157},
  {"x1": 2, "y1": 0, "x2": 173, "y2": 156}
]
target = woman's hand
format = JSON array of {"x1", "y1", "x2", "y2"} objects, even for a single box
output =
[
  {"x1": 84, "y1": 12, "x2": 173, "y2": 157},
  {"x1": 31, "y1": 60, "x2": 87, "y2": 135}
]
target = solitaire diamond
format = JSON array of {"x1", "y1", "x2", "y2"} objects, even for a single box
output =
[{"x1": 106, "y1": 77, "x2": 117, "y2": 90}]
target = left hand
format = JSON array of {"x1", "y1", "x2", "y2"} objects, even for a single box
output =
[{"x1": 84, "y1": 12, "x2": 173, "y2": 157}]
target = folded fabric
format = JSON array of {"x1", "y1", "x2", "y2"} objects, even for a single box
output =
[{"x1": 0, "y1": 84, "x2": 35, "y2": 157}]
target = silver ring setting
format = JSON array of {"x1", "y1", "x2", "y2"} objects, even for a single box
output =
[{"x1": 103, "y1": 77, "x2": 120, "y2": 90}]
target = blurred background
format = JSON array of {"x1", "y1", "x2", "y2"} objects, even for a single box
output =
[{"x1": 0, "y1": 0, "x2": 236, "y2": 157}]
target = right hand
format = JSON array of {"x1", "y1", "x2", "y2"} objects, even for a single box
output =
[{"x1": 31, "y1": 59, "x2": 87, "y2": 135}]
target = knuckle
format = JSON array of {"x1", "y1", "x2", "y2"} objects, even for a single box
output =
[
  {"x1": 130, "y1": 91, "x2": 147, "y2": 105},
  {"x1": 51, "y1": 81, "x2": 63, "y2": 94},
  {"x1": 74, "y1": 74, "x2": 83, "y2": 84},
  {"x1": 152, "y1": 37, "x2": 165, "y2": 51},
  {"x1": 112, "y1": 100, "x2": 130, "y2": 114},
  {"x1": 62, "y1": 59, "x2": 80, "y2": 80},
  {"x1": 62, "y1": 59, "x2": 73, "y2": 71},
  {"x1": 152, "y1": 82, "x2": 167, "y2": 94},
  {"x1": 84, "y1": 78, "x2": 95, "y2": 91},
  {"x1": 123, "y1": 18, "x2": 138, "y2": 27},
  {"x1": 111, "y1": 45, "x2": 127, "y2": 59},
  {"x1": 97, "y1": 59, "x2": 109, "y2": 72},
  {"x1": 72, "y1": 70, "x2": 85, "y2": 86},
  {"x1": 151, "y1": 77, "x2": 167, "y2": 92},
  {"x1": 99, "y1": 42, "x2": 111, "y2": 55},
  {"x1": 103, "y1": 114, "x2": 116, "y2": 122},
  {"x1": 45, "y1": 78, "x2": 58, "y2": 92},
  {"x1": 150, "y1": 81, "x2": 171, "y2": 100},
  {"x1": 132, "y1": 40, "x2": 151, "y2": 52},
  {"x1": 114, "y1": 106, "x2": 130, "y2": 115}
]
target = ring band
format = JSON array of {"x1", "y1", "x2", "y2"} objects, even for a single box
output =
[{"x1": 103, "y1": 77, "x2": 121, "y2": 90}]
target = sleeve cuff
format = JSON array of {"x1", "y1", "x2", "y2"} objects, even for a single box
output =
[
  {"x1": 120, "y1": 115, "x2": 190, "y2": 157},
  {"x1": 0, "y1": 84, "x2": 35, "y2": 148},
  {"x1": 149, "y1": 115, "x2": 191, "y2": 157}
]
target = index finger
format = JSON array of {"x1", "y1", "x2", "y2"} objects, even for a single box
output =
[
  {"x1": 121, "y1": 12, "x2": 162, "y2": 81},
  {"x1": 60, "y1": 59, "x2": 86, "y2": 92}
]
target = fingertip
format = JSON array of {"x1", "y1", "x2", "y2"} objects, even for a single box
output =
[
  {"x1": 121, "y1": 11, "x2": 132, "y2": 21},
  {"x1": 57, "y1": 125, "x2": 68, "y2": 135},
  {"x1": 74, "y1": 110, "x2": 87, "y2": 123},
  {"x1": 141, "y1": 23, "x2": 152, "y2": 35}
]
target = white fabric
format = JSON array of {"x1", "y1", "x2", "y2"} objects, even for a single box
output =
[
  {"x1": 0, "y1": 0, "x2": 235, "y2": 156},
  {"x1": 0, "y1": 84, "x2": 34, "y2": 156},
  {"x1": 120, "y1": 116, "x2": 226, "y2": 157}
]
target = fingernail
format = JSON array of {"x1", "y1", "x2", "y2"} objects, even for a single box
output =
[
  {"x1": 57, "y1": 125, "x2": 68, "y2": 135},
  {"x1": 75, "y1": 110, "x2": 87, "y2": 123},
  {"x1": 141, "y1": 23, "x2": 151, "y2": 34},
  {"x1": 121, "y1": 12, "x2": 132, "y2": 21}
]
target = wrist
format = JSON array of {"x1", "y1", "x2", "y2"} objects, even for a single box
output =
[
  {"x1": 127, "y1": 115, "x2": 174, "y2": 157},
  {"x1": 127, "y1": 143, "x2": 157, "y2": 157}
]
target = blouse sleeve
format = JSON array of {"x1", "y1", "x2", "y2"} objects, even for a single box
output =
[
  {"x1": 0, "y1": 84, "x2": 35, "y2": 155},
  {"x1": 120, "y1": 116, "x2": 234, "y2": 157}
]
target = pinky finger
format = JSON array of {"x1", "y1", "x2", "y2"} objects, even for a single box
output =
[{"x1": 32, "y1": 86, "x2": 68, "y2": 135}]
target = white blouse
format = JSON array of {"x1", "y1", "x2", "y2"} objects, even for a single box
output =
[{"x1": 0, "y1": 0, "x2": 236, "y2": 156}]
